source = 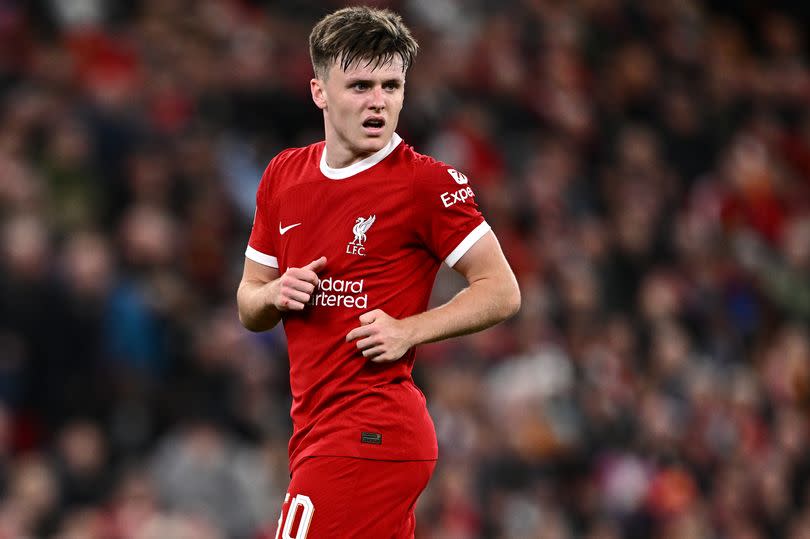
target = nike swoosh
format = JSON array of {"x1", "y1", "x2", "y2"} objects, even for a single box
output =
[{"x1": 279, "y1": 222, "x2": 302, "y2": 235}]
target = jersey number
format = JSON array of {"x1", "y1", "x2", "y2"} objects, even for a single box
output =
[{"x1": 275, "y1": 493, "x2": 314, "y2": 539}]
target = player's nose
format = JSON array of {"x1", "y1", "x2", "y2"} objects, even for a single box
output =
[{"x1": 368, "y1": 86, "x2": 385, "y2": 110}]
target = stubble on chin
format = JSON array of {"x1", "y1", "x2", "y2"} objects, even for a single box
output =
[{"x1": 355, "y1": 135, "x2": 386, "y2": 153}]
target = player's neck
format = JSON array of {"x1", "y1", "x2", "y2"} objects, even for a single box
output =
[
  {"x1": 322, "y1": 134, "x2": 397, "y2": 170},
  {"x1": 323, "y1": 142, "x2": 375, "y2": 169},
  {"x1": 320, "y1": 133, "x2": 402, "y2": 180}
]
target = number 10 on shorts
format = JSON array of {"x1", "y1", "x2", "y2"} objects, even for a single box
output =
[{"x1": 276, "y1": 493, "x2": 315, "y2": 539}]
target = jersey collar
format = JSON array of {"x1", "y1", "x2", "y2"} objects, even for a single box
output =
[{"x1": 320, "y1": 133, "x2": 402, "y2": 180}]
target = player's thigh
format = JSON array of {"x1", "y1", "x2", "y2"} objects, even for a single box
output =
[{"x1": 274, "y1": 457, "x2": 436, "y2": 539}]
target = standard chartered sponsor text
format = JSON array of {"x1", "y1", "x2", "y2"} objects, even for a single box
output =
[{"x1": 309, "y1": 276, "x2": 368, "y2": 309}]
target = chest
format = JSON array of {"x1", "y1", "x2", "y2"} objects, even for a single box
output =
[{"x1": 274, "y1": 179, "x2": 415, "y2": 275}]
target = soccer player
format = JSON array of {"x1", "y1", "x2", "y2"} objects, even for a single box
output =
[{"x1": 237, "y1": 6, "x2": 520, "y2": 538}]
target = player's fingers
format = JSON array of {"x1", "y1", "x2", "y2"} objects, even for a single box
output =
[
  {"x1": 359, "y1": 309, "x2": 380, "y2": 325},
  {"x1": 283, "y1": 289, "x2": 311, "y2": 304},
  {"x1": 362, "y1": 346, "x2": 386, "y2": 359},
  {"x1": 278, "y1": 297, "x2": 306, "y2": 311},
  {"x1": 355, "y1": 336, "x2": 380, "y2": 350},
  {"x1": 302, "y1": 256, "x2": 327, "y2": 273},
  {"x1": 346, "y1": 325, "x2": 374, "y2": 342},
  {"x1": 288, "y1": 280, "x2": 316, "y2": 295},
  {"x1": 285, "y1": 300, "x2": 306, "y2": 311},
  {"x1": 287, "y1": 268, "x2": 321, "y2": 286},
  {"x1": 370, "y1": 351, "x2": 398, "y2": 362}
]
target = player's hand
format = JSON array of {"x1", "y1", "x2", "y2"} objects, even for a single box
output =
[
  {"x1": 346, "y1": 309, "x2": 415, "y2": 362},
  {"x1": 268, "y1": 256, "x2": 326, "y2": 311}
]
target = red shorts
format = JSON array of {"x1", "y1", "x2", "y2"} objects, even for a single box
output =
[{"x1": 273, "y1": 456, "x2": 436, "y2": 539}]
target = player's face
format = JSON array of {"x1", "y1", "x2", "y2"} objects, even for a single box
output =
[{"x1": 312, "y1": 55, "x2": 405, "y2": 167}]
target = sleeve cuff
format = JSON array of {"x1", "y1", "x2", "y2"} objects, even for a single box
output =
[
  {"x1": 444, "y1": 221, "x2": 491, "y2": 267},
  {"x1": 245, "y1": 246, "x2": 279, "y2": 268}
]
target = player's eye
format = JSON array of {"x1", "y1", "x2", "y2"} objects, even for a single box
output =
[
  {"x1": 383, "y1": 81, "x2": 401, "y2": 90},
  {"x1": 351, "y1": 82, "x2": 370, "y2": 91}
]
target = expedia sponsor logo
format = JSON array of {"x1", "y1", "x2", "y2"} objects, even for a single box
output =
[
  {"x1": 309, "y1": 276, "x2": 368, "y2": 309},
  {"x1": 440, "y1": 186, "x2": 475, "y2": 208}
]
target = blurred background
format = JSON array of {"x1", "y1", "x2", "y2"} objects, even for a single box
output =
[{"x1": 0, "y1": 0, "x2": 809, "y2": 537}]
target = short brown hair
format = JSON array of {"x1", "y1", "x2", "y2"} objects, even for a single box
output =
[{"x1": 309, "y1": 6, "x2": 418, "y2": 80}]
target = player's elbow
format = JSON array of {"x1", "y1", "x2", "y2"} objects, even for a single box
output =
[
  {"x1": 239, "y1": 309, "x2": 281, "y2": 332},
  {"x1": 237, "y1": 302, "x2": 278, "y2": 332},
  {"x1": 501, "y1": 281, "x2": 521, "y2": 320},
  {"x1": 490, "y1": 280, "x2": 520, "y2": 322},
  {"x1": 480, "y1": 272, "x2": 521, "y2": 322},
  {"x1": 238, "y1": 310, "x2": 261, "y2": 332}
]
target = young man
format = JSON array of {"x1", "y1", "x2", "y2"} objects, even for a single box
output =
[{"x1": 237, "y1": 6, "x2": 520, "y2": 538}]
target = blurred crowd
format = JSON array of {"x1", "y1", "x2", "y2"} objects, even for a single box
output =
[{"x1": 0, "y1": 0, "x2": 809, "y2": 538}]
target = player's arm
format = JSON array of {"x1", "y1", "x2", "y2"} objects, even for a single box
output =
[
  {"x1": 237, "y1": 256, "x2": 326, "y2": 332},
  {"x1": 346, "y1": 232, "x2": 519, "y2": 361}
]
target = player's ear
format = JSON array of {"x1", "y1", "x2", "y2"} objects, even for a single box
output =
[{"x1": 311, "y1": 78, "x2": 327, "y2": 110}]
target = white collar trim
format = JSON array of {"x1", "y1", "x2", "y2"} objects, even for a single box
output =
[{"x1": 320, "y1": 133, "x2": 402, "y2": 180}]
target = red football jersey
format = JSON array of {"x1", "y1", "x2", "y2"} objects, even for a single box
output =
[{"x1": 246, "y1": 134, "x2": 490, "y2": 471}]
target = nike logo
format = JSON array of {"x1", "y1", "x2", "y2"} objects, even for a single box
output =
[{"x1": 279, "y1": 222, "x2": 302, "y2": 235}]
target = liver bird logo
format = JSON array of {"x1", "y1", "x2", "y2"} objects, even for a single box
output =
[{"x1": 351, "y1": 215, "x2": 376, "y2": 245}]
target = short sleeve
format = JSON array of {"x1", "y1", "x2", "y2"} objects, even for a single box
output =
[
  {"x1": 246, "y1": 161, "x2": 279, "y2": 268},
  {"x1": 413, "y1": 162, "x2": 491, "y2": 267}
]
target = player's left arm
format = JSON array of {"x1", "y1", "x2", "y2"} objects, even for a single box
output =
[{"x1": 346, "y1": 231, "x2": 520, "y2": 362}]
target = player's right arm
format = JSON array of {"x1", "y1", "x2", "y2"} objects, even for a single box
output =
[
  {"x1": 237, "y1": 256, "x2": 326, "y2": 332},
  {"x1": 239, "y1": 153, "x2": 326, "y2": 331}
]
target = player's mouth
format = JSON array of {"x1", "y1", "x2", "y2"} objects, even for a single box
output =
[{"x1": 362, "y1": 117, "x2": 386, "y2": 135}]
